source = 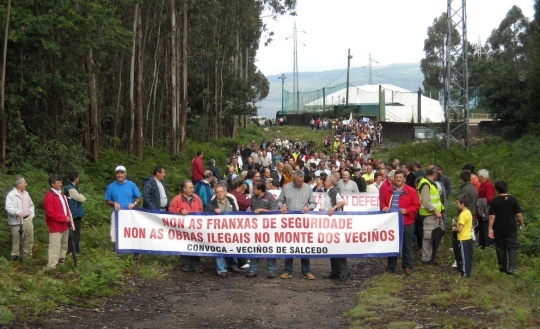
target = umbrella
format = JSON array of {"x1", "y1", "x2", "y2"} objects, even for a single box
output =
[
  {"x1": 69, "y1": 227, "x2": 78, "y2": 266},
  {"x1": 430, "y1": 226, "x2": 446, "y2": 264}
]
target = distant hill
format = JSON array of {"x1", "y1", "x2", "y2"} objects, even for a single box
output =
[{"x1": 257, "y1": 62, "x2": 423, "y2": 118}]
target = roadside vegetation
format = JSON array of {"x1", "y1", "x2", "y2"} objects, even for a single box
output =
[
  {"x1": 0, "y1": 125, "x2": 538, "y2": 328},
  {"x1": 348, "y1": 135, "x2": 540, "y2": 328}
]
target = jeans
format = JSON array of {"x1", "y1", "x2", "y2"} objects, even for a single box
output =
[
  {"x1": 494, "y1": 232, "x2": 518, "y2": 273},
  {"x1": 284, "y1": 258, "x2": 311, "y2": 275},
  {"x1": 249, "y1": 258, "x2": 277, "y2": 274},
  {"x1": 387, "y1": 224, "x2": 414, "y2": 270},
  {"x1": 215, "y1": 257, "x2": 238, "y2": 274}
]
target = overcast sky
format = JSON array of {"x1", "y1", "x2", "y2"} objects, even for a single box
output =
[{"x1": 256, "y1": 0, "x2": 535, "y2": 76}]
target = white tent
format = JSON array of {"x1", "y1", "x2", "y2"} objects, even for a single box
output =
[{"x1": 303, "y1": 84, "x2": 445, "y2": 123}]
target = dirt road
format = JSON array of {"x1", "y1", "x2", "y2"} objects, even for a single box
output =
[{"x1": 30, "y1": 258, "x2": 386, "y2": 329}]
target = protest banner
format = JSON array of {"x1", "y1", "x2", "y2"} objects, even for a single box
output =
[
  {"x1": 268, "y1": 190, "x2": 380, "y2": 212},
  {"x1": 116, "y1": 209, "x2": 402, "y2": 258}
]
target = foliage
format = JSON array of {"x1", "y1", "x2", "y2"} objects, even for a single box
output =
[{"x1": 420, "y1": 13, "x2": 460, "y2": 94}]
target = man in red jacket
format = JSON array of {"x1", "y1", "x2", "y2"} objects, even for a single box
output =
[
  {"x1": 380, "y1": 170, "x2": 420, "y2": 275},
  {"x1": 44, "y1": 174, "x2": 74, "y2": 269},
  {"x1": 191, "y1": 151, "x2": 204, "y2": 183}
]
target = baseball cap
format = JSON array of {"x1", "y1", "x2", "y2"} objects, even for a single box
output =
[{"x1": 115, "y1": 165, "x2": 127, "y2": 172}]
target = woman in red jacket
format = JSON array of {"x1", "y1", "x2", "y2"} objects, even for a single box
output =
[{"x1": 379, "y1": 170, "x2": 420, "y2": 276}]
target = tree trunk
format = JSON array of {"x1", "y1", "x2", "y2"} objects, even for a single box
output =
[
  {"x1": 170, "y1": 0, "x2": 178, "y2": 154},
  {"x1": 86, "y1": 48, "x2": 99, "y2": 162},
  {"x1": 136, "y1": 7, "x2": 144, "y2": 159},
  {"x1": 128, "y1": 3, "x2": 138, "y2": 153},
  {"x1": 180, "y1": 0, "x2": 188, "y2": 151},
  {"x1": 0, "y1": 0, "x2": 11, "y2": 167}
]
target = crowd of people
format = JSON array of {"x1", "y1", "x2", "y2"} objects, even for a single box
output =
[{"x1": 5, "y1": 117, "x2": 525, "y2": 279}]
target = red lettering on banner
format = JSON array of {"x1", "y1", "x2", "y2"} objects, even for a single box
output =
[
  {"x1": 345, "y1": 230, "x2": 396, "y2": 243},
  {"x1": 162, "y1": 217, "x2": 185, "y2": 228},
  {"x1": 348, "y1": 195, "x2": 379, "y2": 207},
  {"x1": 274, "y1": 231, "x2": 313, "y2": 243},
  {"x1": 255, "y1": 232, "x2": 271, "y2": 243},
  {"x1": 207, "y1": 232, "x2": 251, "y2": 243},
  {"x1": 149, "y1": 228, "x2": 164, "y2": 239},
  {"x1": 317, "y1": 232, "x2": 340, "y2": 243},
  {"x1": 167, "y1": 229, "x2": 204, "y2": 242},
  {"x1": 207, "y1": 218, "x2": 258, "y2": 230},
  {"x1": 188, "y1": 218, "x2": 203, "y2": 229},
  {"x1": 262, "y1": 217, "x2": 276, "y2": 228},
  {"x1": 124, "y1": 227, "x2": 146, "y2": 238}
]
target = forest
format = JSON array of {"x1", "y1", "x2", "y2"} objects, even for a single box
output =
[{"x1": 0, "y1": 0, "x2": 295, "y2": 170}]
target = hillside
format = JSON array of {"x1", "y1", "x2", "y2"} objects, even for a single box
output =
[{"x1": 258, "y1": 62, "x2": 423, "y2": 118}]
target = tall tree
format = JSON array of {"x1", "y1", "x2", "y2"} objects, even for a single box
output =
[{"x1": 420, "y1": 13, "x2": 460, "y2": 97}]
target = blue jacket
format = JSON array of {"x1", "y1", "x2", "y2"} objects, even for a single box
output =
[{"x1": 64, "y1": 181, "x2": 86, "y2": 218}]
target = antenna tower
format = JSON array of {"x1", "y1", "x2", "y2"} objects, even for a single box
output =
[
  {"x1": 444, "y1": 0, "x2": 469, "y2": 149},
  {"x1": 286, "y1": 22, "x2": 305, "y2": 113}
]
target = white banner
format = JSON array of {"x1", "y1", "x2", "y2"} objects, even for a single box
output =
[
  {"x1": 115, "y1": 209, "x2": 402, "y2": 258},
  {"x1": 268, "y1": 190, "x2": 380, "y2": 212}
]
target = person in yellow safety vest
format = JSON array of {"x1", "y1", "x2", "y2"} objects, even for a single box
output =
[{"x1": 417, "y1": 165, "x2": 445, "y2": 264}]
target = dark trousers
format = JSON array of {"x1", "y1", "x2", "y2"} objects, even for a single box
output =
[
  {"x1": 494, "y1": 231, "x2": 518, "y2": 273},
  {"x1": 330, "y1": 258, "x2": 349, "y2": 278},
  {"x1": 453, "y1": 239, "x2": 474, "y2": 277},
  {"x1": 67, "y1": 217, "x2": 82, "y2": 254},
  {"x1": 387, "y1": 224, "x2": 414, "y2": 270},
  {"x1": 478, "y1": 218, "x2": 493, "y2": 248},
  {"x1": 414, "y1": 214, "x2": 423, "y2": 249},
  {"x1": 181, "y1": 255, "x2": 201, "y2": 268}
]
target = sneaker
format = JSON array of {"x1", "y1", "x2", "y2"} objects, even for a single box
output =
[
  {"x1": 217, "y1": 272, "x2": 227, "y2": 278},
  {"x1": 451, "y1": 261, "x2": 457, "y2": 268},
  {"x1": 304, "y1": 273, "x2": 316, "y2": 280},
  {"x1": 229, "y1": 267, "x2": 241, "y2": 273},
  {"x1": 240, "y1": 263, "x2": 250, "y2": 269},
  {"x1": 404, "y1": 268, "x2": 412, "y2": 276},
  {"x1": 267, "y1": 273, "x2": 276, "y2": 279},
  {"x1": 280, "y1": 273, "x2": 292, "y2": 279},
  {"x1": 246, "y1": 272, "x2": 258, "y2": 278}
]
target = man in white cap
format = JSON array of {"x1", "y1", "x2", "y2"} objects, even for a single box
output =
[{"x1": 105, "y1": 165, "x2": 141, "y2": 242}]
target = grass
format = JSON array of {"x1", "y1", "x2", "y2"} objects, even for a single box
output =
[{"x1": 1, "y1": 123, "x2": 539, "y2": 327}]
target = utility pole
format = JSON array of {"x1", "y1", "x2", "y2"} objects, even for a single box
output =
[
  {"x1": 362, "y1": 54, "x2": 379, "y2": 84},
  {"x1": 279, "y1": 74, "x2": 286, "y2": 113},
  {"x1": 346, "y1": 49, "x2": 352, "y2": 106}
]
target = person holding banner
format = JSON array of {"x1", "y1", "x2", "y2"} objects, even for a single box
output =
[
  {"x1": 277, "y1": 170, "x2": 317, "y2": 280},
  {"x1": 44, "y1": 174, "x2": 74, "y2": 269},
  {"x1": 105, "y1": 166, "x2": 141, "y2": 243},
  {"x1": 246, "y1": 181, "x2": 279, "y2": 278},
  {"x1": 321, "y1": 177, "x2": 350, "y2": 280},
  {"x1": 380, "y1": 170, "x2": 420, "y2": 275},
  {"x1": 205, "y1": 182, "x2": 240, "y2": 277},
  {"x1": 170, "y1": 180, "x2": 204, "y2": 273}
]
